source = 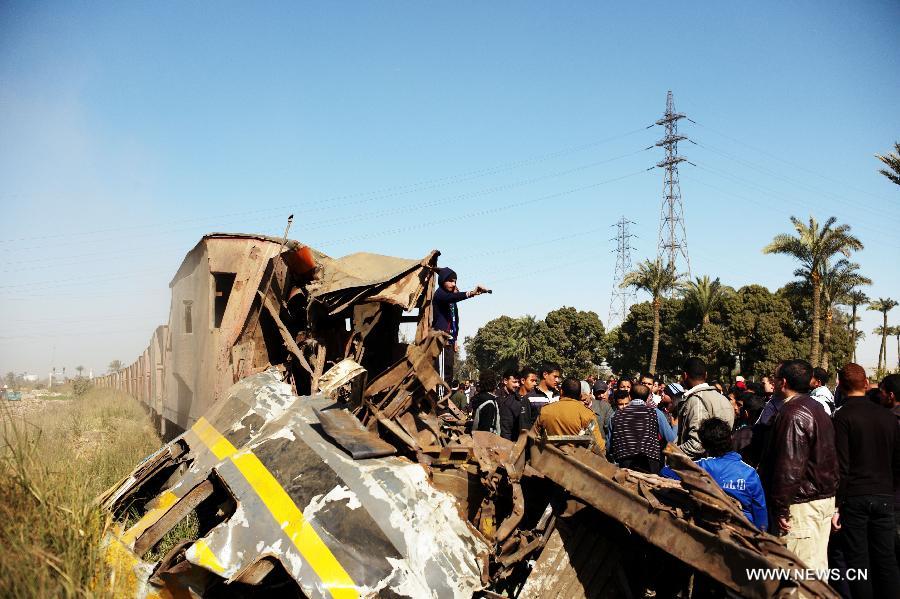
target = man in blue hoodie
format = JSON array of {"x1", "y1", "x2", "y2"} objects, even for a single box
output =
[
  {"x1": 662, "y1": 417, "x2": 768, "y2": 531},
  {"x1": 431, "y1": 267, "x2": 489, "y2": 383}
]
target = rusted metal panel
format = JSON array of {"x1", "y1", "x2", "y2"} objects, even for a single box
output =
[{"x1": 526, "y1": 438, "x2": 837, "y2": 598}]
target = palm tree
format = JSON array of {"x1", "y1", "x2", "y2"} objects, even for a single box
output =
[
  {"x1": 843, "y1": 289, "x2": 870, "y2": 362},
  {"x1": 891, "y1": 325, "x2": 900, "y2": 370},
  {"x1": 869, "y1": 298, "x2": 898, "y2": 371},
  {"x1": 817, "y1": 260, "x2": 871, "y2": 370},
  {"x1": 876, "y1": 141, "x2": 900, "y2": 186},
  {"x1": 873, "y1": 326, "x2": 888, "y2": 372},
  {"x1": 621, "y1": 258, "x2": 681, "y2": 375},
  {"x1": 681, "y1": 275, "x2": 729, "y2": 325},
  {"x1": 75, "y1": 365, "x2": 85, "y2": 378},
  {"x1": 763, "y1": 216, "x2": 863, "y2": 367},
  {"x1": 501, "y1": 315, "x2": 541, "y2": 365}
]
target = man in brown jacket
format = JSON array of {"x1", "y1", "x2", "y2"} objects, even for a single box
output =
[
  {"x1": 759, "y1": 359, "x2": 839, "y2": 572},
  {"x1": 534, "y1": 377, "x2": 605, "y2": 453}
]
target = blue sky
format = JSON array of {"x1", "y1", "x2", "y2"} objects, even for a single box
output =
[{"x1": 1, "y1": 2, "x2": 898, "y2": 377}]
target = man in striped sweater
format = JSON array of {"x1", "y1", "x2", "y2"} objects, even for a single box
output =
[{"x1": 608, "y1": 383, "x2": 662, "y2": 474}]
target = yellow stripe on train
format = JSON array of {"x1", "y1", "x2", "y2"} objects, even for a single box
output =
[{"x1": 191, "y1": 417, "x2": 359, "y2": 599}]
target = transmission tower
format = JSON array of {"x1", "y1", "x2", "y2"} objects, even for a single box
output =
[
  {"x1": 655, "y1": 90, "x2": 691, "y2": 277},
  {"x1": 608, "y1": 216, "x2": 637, "y2": 328}
]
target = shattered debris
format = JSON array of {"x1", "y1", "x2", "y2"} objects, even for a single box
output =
[{"x1": 95, "y1": 233, "x2": 837, "y2": 598}]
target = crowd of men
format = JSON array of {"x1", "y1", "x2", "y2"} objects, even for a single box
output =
[
  {"x1": 429, "y1": 266, "x2": 899, "y2": 596},
  {"x1": 448, "y1": 360, "x2": 900, "y2": 598}
]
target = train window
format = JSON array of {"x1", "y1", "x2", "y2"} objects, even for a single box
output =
[
  {"x1": 183, "y1": 300, "x2": 193, "y2": 334},
  {"x1": 212, "y1": 272, "x2": 236, "y2": 329}
]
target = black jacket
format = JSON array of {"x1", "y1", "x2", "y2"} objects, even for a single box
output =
[
  {"x1": 431, "y1": 288, "x2": 470, "y2": 344},
  {"x1": 498, "y1": 393, "x2": 532, "y2": 441},
  {"x1": 833, "y1": 395, "x2": 899, "y2": 504},
  {"x1": 759, "y1": 394, "x2": 839, "y2": 519}
]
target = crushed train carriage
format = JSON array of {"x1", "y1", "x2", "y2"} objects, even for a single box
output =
[{"x1": 95, "y1": 233, "x2": 837, "y2": 598}]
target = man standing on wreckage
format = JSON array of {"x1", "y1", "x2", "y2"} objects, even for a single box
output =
[{"x1": 431, "y1": 266, "x2": 490, "y2": 386}]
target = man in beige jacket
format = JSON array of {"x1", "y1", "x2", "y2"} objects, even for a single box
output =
[{"x1": 677, "y1": 357, "x2": 735, "y2": 459}]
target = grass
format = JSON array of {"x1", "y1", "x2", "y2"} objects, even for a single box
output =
[{"x1": 0, "y1": 387, "x2": 162, "y2": 598}]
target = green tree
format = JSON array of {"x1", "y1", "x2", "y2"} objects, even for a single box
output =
[
  {"x1": 463, "y1": 315, "x2": 520, "y2": 375},
  {"x1": 4, "y1": 371, "x2": 15, "y2": 389},
  {"x1": 818, "y1": 260, "x2": 871, "y2": 370},
  {"x1": 724, "y1": 285, "x2": 802, "y2": 378},
  {"x1": 499, "y1": 315, "x2": 541, "y2": 366},
  {"x1": 869, "y1": 298, "x2": 898, "y2": 371},
  {"x1": 681, "y1": 275, "x2": 729, "y2": 325},
  {"x1": 763, "y1": 216, "x2": 863, "y2": 367},
  {"x1": 621, "y1": 258, "x2": 681, "y2": 375},
  {"x1": 609, "y1": 299, "x2": 690, "y2": 378},
  {"x1": 465, "y1": 308, "x2": 607, "y2": 378},
  {"x1": 876, "y1": 141, "x2": 900, "y2": 186},
  {"x1": 108, "y1": 359, "x2": 124, "y2": 374},
  {"x1": 843, "y1": 289, "x2": 869, "y2": 362},
  {"x1": 75, "y1": 365, "x2": 85, "y2": 378},
  {"x1": 532, "y1": 307, "x2": 606, "y2": 378}
]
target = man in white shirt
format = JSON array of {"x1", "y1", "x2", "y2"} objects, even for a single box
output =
[
  {"x1": 810, "y1": 367, "x2": 835, "y2": 416},
  {"x1": 526, "y1": 362, "x2": 561, "y2": 425}
]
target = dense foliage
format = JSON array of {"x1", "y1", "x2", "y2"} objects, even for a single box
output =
[
  {"x1": 464, "y1": 283, "x2": 857, "y2": 382},
  {"x1": 463, "y1": 307, "x2": 607, "y2": 379}
]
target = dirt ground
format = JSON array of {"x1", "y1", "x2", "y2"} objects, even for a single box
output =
[{"x1": 1, "y1": 389, "x2": 72, "y2": 421}]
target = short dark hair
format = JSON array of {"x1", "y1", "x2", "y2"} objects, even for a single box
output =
[
  {"x1": 560, "y1": 377, "x2": 581, "y2": 400},
  {"x1": 631, "y1": 383, "x2": 651, "y2": 401},
  {"x1": 683, "y1": 357, "x2": 707, "y2": 381},
  {"x1": 812, "y1": 367, "x2": 830, "y2": 386},
  {"x1": 740, "y1": 393, "x2": 765, "y2": 423},
  {"x1": 539, "y1": 362, "x2": 561, "y2": 376},
  {"x1": 450, "y1": 379, "x2": 460, "y2": 388},
  {"x1": 780, "y1": 359, "x2": 812, "y2": 393},
  {"x1": 478, "y1": 370, "x2": 498, "y2": 390},
  {"x1": 616, "y1": 378, "x2": 632, "y2": 389},
  {"x1": 502, "y1": 369, "x2": 519, "y2": 380},
  {"x1": 519, "y1": 366, "x2": 537, "y2": 380},
  {"x1": 698, "y1": 417, "x2": 733, "y2": 457},
  {"x1": 613, "y1": 389, "x2": 631, "y2": 401},
  {"x1": 639, "y1": 373, "x2": 656, "y2": 383},
  {"x1": 882, "y1": 374, "x2": 900, "y2": 398}
]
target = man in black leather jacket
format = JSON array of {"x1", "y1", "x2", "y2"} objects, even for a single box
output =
[{"x1": 759, "y1": 359, "x2": 839, "y2": 572}]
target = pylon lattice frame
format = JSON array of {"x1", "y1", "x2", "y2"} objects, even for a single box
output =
[
  {"x1": 608, "y1": 216, "x2": 637, "y2": 329},
  {"x1": 655, "y1": 90, "x2": 691, "y2": 278}
]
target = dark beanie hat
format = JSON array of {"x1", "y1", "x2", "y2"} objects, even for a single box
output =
[{"x1": 437, "y1": 267, "x2": 457, "y2": 286}]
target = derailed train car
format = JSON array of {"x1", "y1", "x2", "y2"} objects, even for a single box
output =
[{"x1": 96, "y1": 233, "x2": 837, "y2": 598}]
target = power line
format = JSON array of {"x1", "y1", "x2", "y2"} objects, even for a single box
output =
[
  {"x1": 312, "y1": 168, "x2": 653, "y2": 248},
  {"x1": 0, "y1": 125, "x2": 651, "y2": 247},
  {"x1": 690, "y1": 161, "x2": 898, "y2": 242},
  {"x1": 2, "y1": 146, "x2": 652, "y2": 257},
  {"x1": 688, "y1": 118, "x2": 899, "y2": 206},
  {"x1": 690, "y1": 140, "x2": 899, "y2": 221}
]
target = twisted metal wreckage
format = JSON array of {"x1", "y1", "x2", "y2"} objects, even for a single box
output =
[{"x1": 95, "y1": 233, "x2": 836, "y2": 598}]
